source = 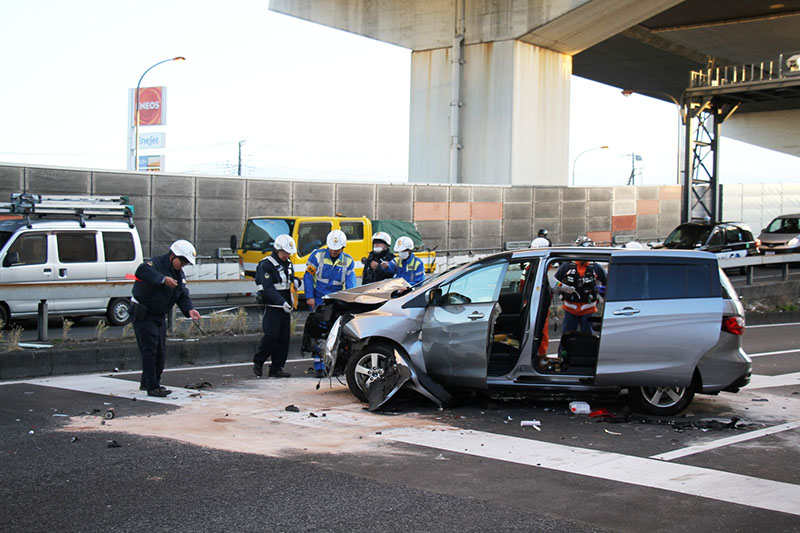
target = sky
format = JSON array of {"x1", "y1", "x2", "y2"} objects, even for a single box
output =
[{"x1": 1, "y1": 0, "x2": 797, "y2": 187}]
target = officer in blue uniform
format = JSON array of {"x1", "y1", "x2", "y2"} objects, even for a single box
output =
[
  {"x1": 253, "y1": 234, "x2": 298, "y2": 378},
  {"x1": 132, "y1": 239, "x2": 201, "y2": 397},
  {"x1": 381, "y1": 236, "x2": 425, "y2": 285},
  {"x1": 303, "y1": 229, "x2": 356, "y2": 377}
]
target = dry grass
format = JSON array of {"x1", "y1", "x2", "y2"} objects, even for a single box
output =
[
  {"x1": 94, "y1": 319, "x2": 109, "y2": 340},
  {"x1": 5, "y1": 325, "x2": 23, "y2": 351},
  {"x1": 121, "y1": 322, "x2": 134, "y2": 339},
  {"x1": 62, "y1": 317, "x2": 74, "y2": 340}
]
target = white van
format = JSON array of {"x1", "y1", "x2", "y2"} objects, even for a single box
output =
[{"x1": 0, "y1": 195, "x2": 143, "y2": 326}]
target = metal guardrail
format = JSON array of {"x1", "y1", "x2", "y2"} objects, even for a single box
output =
[
  {"x1": 718, "y1": 253, "x2": 800, "y2": 285},
  {"x1": 689, "y1": 52, "x2": 800, "y2": 89}
]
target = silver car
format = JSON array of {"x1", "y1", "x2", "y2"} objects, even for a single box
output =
[
  {"x1": 322, "y1": 248, "x2": 751, "y2": 415},
  {"x1": 758, "y1": 214, "x2": 800, "y2": 255}
]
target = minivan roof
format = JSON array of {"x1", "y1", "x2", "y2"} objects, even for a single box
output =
[{"x1": 480, "y1": 247, "x2": 717, "y2": 262}]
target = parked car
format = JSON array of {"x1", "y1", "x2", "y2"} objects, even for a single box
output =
[
  {"x1": 757, "y1": 214, "x2": 800, "y2": 255},
  {"x1": 654, "y1": 221, "x2": 759, "y2": 258},
  {"x1": 0, "y1": 194, "x2": 142, "y2": 326},
  {"x1": 320, "y1": 248, "x2": 751, "y2": 415}
]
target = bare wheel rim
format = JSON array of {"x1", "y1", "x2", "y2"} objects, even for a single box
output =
[
  {"x1": 353, "y1": 351, "x2": 390, "y2": 392},
  {"x1": 640, "y1": 386, "x2": 686, "y2": 408},
  {"x1": 112, "y1": 301, "x2": 131, "y2": 322}
]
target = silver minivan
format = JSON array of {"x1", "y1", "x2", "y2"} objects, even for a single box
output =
[
  {"x1": 321, "y1": 248, "x2": 751, "y2": 415},
  {"x1": 0, "y1": 198, "x2": 143, "y2": 326}
]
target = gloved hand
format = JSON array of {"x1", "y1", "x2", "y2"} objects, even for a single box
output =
[
  {"x1": 292, "y1": 278, "x2": 302, "y2": 290},
  {"x1": 557, "y1": 281, "x2": 576, "y2": 294},
  {"x1": 282, "y1": 301, "x2": 293, "y2": 314}
]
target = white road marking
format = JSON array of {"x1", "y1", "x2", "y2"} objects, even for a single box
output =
[
  {"x1": 748, "y1": 348, "x2": 800, "y2": 358},
  {"x1": 651, "y1": 420, "x2": 800, "y2": 461},
  {"x1": 748, "y1": 371, "x2": 800, "y2": 389},
  {"x1": 384, "y1": 427, "x2": 800, "y2": 517},
  {"x1": 109, "y1": 358, "x2": 315, "y2": 376},
  {"x1": 747, "y1": 322, "x2": 800, "y2": 329}
]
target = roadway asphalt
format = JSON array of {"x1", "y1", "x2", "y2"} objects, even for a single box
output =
[{"x1": 2, "y1": 319, "x2": 799, "y2": 531}]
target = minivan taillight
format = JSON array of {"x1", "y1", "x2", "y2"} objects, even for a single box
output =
[{"x1": 722, "y1": 316, "x2": 745, "y2": 335}]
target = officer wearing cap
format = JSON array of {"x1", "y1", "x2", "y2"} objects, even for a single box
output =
[
  {"x1": 303, "y1": 229, "x2": 357, "y2": 377},
  {"x1": 132, "y1": 239, "x2": 201, "y2": 397},
  {"x1": 361, "y1": 231, "x2": 394, "y2": 285},
  {"x1": 253, "y1": 234, "x2": 298, "y2": 378},
  {"x1": 380, "y1": 236, "x2": 425, "y2": 285}
]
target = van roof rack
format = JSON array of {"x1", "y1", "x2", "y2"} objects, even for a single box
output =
[{"x1": 0, "y1": 193, "x2": 135, "y2": 229}]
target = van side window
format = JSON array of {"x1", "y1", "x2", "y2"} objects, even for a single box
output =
[
  {"x1": 341, "y1": 221, "x2": 364, "y2": 241},
  {"x1": 611, "y1": 262, "x2": 712, "y2": 301},
  {"x1": 103, "y1": 232, "x2": 135, "y2": 262},
  {"x1": 57, "y1": 233, "x2": 98, "y2": 263},
  {"x1": 7, "y1": 233, "x2": 47, "y2": 265}
]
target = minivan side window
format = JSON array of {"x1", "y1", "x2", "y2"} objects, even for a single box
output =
[
  {"x1": 7, "y1": 233, "x2": 47, "y2": 265},
  {"x1": 57, "y1": 233, "x2": 98, "y2": 263},
  {"x1": 440, "y1": 263, "x2": 506, "y2": 305},
  {"x1": 103, "y1": 232, "x2": 135, "y2": 262},
  {"x1": 610, "y1": 263, "x2": 712, "y2": 301}
]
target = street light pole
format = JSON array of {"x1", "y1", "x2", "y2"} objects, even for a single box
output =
[
  {"x1": 571, "y1": 145, "x2": 609, "y2": 186},
  {"x1": 621, "y1": 89, "x2": 685, "y2": 185},
  {"x1": 134, "y1": 56, "x2": 185, "y2": 171}
]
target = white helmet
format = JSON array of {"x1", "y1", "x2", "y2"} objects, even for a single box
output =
[
  {"x1": 170, "y1": 239, "x2": 197, "y2": 265},
  {"x1": 326, "y1": 229, "x2": 347, "y2": 250},
  {"x1": 625, "y1": 241, "x2": 644, "y2": 250},
  {"x1": 394, "y1": 236, "x2": 414, "y2": 253},
  {"x1": 371, "y1": 232, "x2": 391, "y2": 246},
  {"x1": 273, "y1": 234, "x2": 297, "y2": 255},
  {"x1": 530, "y1": 237, "x2": 550, "y2": 249}
]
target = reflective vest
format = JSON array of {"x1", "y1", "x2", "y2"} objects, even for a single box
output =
[
  {"x1": 304, "y1": 249, "x2": 355, "y2": 298},
  {"x1": 561, "y1": 262, "x2": 599, "y2": 316},
  {"x1": 392, "y1": 254, "x2": 424, "y2": 285}
]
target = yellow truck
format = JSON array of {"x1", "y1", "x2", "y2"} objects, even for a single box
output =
[{"x1": 234, "y1": 216, "x2": 436, "y2": 296}]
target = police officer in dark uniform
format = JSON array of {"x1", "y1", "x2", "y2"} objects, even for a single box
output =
[
  {"x1": 132, "y1": 239, "x2": 201, "y2": 397},
  {"x1": 253, "y1": 234, "x2": 298, "y2": 378},
  {"x1": 361, "y1": 231, "x2": 394, "y2": 285}
]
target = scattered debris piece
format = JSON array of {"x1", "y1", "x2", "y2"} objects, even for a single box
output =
[
  {"x1": 520, "y1": 420, "x2": 542, "y2": 431},
  {"x1": 569, "y1": 401, "x2": 591, "y2": 414},
  {"x1": 506, "y1": 416, "x2": 513, "y2": 421},
  {"x1": 309, "y1": 412, "x2": 318, "y2": 418},
  {"x1": 185, "y1": 381, "x2": 213, "y2": 390},
  {"x1": 113, "y1": 367, "x2": 120, "y2": 372},
  {"x1": 604, "y1": 429, "x2": 622, "y2": 436},
  {"x1": 70, "y1": 436, "x2": 79, "y2": 443},
  {"x1": 751, "y1": 398, "x2": 769, "y2": 402},
  {"x1": 285, "y1": 405, "x2": 300, "y2": 413},
  {"x1": 52, "y1": 413, "x2": 69, "y2": 417},
  {"x1": 589, "y1": 408, "x2": 615, "y2": 420},
  {"x1": 435, "y1": 454, "x2": 449, "y2": 461},
  {"x1": 375, "y1": 431, "x2": 382, "y2": 435},
  {"x1": 28, "y1": 430, "x2": 34, "y2": 435},
  {"x1": 107, "y1": 440, "x2": 121, "y2": 448}
]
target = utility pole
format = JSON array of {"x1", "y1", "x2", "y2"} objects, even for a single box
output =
[
  {"x1": 237, "y1": 140, "x2": 245, "y2": 176},
  {"x1": 625, "y1": 153, "x2": 642, "y2": 185}
]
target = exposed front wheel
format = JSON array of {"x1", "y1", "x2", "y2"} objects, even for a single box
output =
[
  {"x1": 631, "y1": 383, "x2": 695, "y2": 416},
  {"x1": 107, "y1": 298, "x2": 133, "y2": 326},
  {"x1": 345, "y1": 344, "x2": 395, "y2": 402}
]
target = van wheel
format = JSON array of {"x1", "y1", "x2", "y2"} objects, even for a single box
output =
[
  {"x1": 345, "y1": 343, "x2": 395, "y2": 403},
  {"x1": 631, "y1": 383, "x2": 695, "y2": 416},
  {"x1": 107, "y1": 298, "x2": 133, "y2": 326}
]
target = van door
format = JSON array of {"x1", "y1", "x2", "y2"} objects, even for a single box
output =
[
  {"x1": 596, "y1": 256, "x2": 722, "y2": 387},
  {"x1": 53, "y1": 231, "x2": 106, "y2": 313},
  {"x1": 421, "y1": 261, "x2": 507, "y2": 389},
  {"x1": 0, "y1": 231, "x2": 52, "y2": 316}
]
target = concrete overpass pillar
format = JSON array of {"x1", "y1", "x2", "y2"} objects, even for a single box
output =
[{"x1": 410, "y1": 40, "x2": 570, "y2": 185}]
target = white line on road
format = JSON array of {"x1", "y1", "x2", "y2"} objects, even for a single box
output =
[
  {"x1": 651, "y1": 421, "x2": 800, "y2": 461},
  {"x1": 748, "y1": 348, "x2": 800, "y2": 358},
  {"x1": 748, "y1": 371, "x2": 800, "y2": 389},
  {"x1": 747, "y1": 322, "x2": 800, "y2": 329},
  {"x1": 385, "y1": 427, "x2": 800, "y2": 517}
]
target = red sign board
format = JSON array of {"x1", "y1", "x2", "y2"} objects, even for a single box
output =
[{"x1": 136, "y1": 86, "x2": 164, "y2": 126}]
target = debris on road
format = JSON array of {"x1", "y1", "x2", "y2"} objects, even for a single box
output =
[
  {"x1": 185, "y1": 381, "x2": 213, "y2": 390},
  {"x1": 70, "y1": 436, "x2": 79, "y2": 443},
  {"x1": 520, "y1": 420, "x2": 542, "y2": 431},
  {"x1": 589, "y1": 408, "x2": 614, "y2": 420},
  {"x1": 107, "y1": 440, "x2": 121, "y2": 448},
  {"x1": 569, "y1": 401, "x2": 591, "y2": 414},
  {"x1": 285, "y1": 404, "x2": 300, "y2": 412},
  {"x1": 604, "y1": 429, "x2": 622, "y2": 436}
]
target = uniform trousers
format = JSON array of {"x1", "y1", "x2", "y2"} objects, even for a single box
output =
[
  {"x1": 254, "y1": 306, "x2": 290, "y2": 372},
  {"x1": 134, "y1": 312, "x2": 168, "y2": 391}
]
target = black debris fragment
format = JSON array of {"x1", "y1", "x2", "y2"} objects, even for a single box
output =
[
  {"x1": 285, "y1": 405, "x2": 300, "y2": 413},
  {"x1": 185, "y1": 381, "x2": 213, "y2": 390},
  {"x1": 309, "y1": 412, "x2": 318, "y2": 418},
  {"x1": 71, "y1": 436, "x2": 79, "y2": 443},
  {"x1": 107, "y1": 440, "x2": 121, "y2": 448}
]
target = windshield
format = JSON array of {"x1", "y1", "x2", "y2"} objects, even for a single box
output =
[
  {"x1": 764, "y1": 217, "x2": 800, "y2": 234},
  {"x1": 663, "y1": 225, "x2": 712, "y2": 249},
  {"x1": 241, "y1": 218, "x2": 295, "y2": 252},
  {"x1": 412, "y1": 261, "x2": 473, "y2": 291},
  {"x1": 0, "y1": 231, "x2": 12, "y2": 251}
]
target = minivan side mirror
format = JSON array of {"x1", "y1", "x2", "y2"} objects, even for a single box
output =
[
  {"x1": 229, "y1": 235, "x2": 238, "y2": 250},
  {"x1": 3, "y1": 252, "x2": 20, "y2": 267},
  {"x1": 428, "y1": 288, "x2": 442, "y2": 306}
]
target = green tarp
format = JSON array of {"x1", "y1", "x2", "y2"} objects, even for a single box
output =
[{"x1": 371, "y1": 220, "x2": 426, "y2": 249}]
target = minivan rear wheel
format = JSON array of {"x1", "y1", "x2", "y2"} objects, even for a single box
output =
[
  {"x1": 107, "y1": 298, "x2": 133, "y2": 326},
  {"x1": 631, "y1": 383, "x2": 695, "y2": 416}
]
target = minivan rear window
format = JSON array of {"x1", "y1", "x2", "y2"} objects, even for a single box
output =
[
  {"x1": 103, "y1": 232, "x2": 135, "y2": 262},
  {"x1": 57, "y1": 233, "x2": 98, "y2": 263},
  {"x1": 610, "y1": 262, "x2": 713, "y2": 301}
]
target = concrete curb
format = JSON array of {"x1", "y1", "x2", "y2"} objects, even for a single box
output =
[
  {"x1": 745, "y1": 311, "x2": 800, "y2": 325},
  {"x1": 1, "y1": 334, "x2": 304, "y2": 381}
]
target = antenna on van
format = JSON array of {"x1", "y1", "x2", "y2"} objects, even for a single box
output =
[{"x1": 0, "y1": 193, "x2": 136, "y2": 229}]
